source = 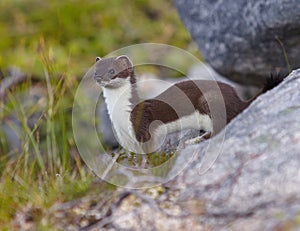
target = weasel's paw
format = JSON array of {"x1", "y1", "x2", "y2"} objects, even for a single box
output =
[{"x1": 184, "y1": 132, "x2": 211, "y2": 145}]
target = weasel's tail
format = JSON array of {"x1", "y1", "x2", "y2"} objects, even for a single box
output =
[
  {"x1": 262, "y1": 72, "x2": 287, "y2": 93},
  {"x1": 248, "y1": 72, "x2": 287, "y2": 104}
]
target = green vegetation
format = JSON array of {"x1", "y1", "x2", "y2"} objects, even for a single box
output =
[
  {"x1": 0, "y1": 0, "x2": 196, "y2": 76},
  {"x1": 0, "y1": 0, "x2": 196, "y2": 229}
]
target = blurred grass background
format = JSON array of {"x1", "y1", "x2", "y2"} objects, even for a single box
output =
[
  {"x1": 0, "y1": 0, "x2": 198, "y2": 76},
  {"x1": 0, "y1": 0, "x2": 199, "y2": 229}
]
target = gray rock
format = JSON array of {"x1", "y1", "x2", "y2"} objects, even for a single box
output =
[
  {"x1": 0, "y1": 67, "x2": 27, "y2": 100},
  {"x1": 97, "y1": 102, "x2": 119, "y2": 148},
  {"x1": 169, "y1": 68, "x2": 300, "y2": 229},
  {"x1": 175, "y1": 0, "x2": 300, "y2": 85},
  {"x1": 1, "y1": 116, "x2": 22, "y2": 155},
  {"x1": 188, "y1": 63, "x2": 258, "y2": 100},
  {"x1": 0, "y1": 84, "x2": 47, "y2": 157},
  {"x1": 99, "y1": 69, "x2": 300, "y2": 230}
]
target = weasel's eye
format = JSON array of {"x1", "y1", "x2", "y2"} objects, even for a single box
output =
[{"x1": 108, "y1": 69, "x2": 115, "y2": 75}]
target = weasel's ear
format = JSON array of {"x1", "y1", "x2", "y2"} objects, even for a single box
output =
[
  {"x1": 115, "y1": 55, "x2": 133, "y2": 68},
  {"x1": 96, "y1": 57, "x2": 101, "y2": 62}
]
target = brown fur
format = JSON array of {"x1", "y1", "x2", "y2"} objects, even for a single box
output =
[{"x1": 130, "y1": 80, "x2": 248, "y2": 142}]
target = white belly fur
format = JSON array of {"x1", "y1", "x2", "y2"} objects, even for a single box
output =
[{"x1": 152, "y1": 111, "x2": 213, "y2": 146}]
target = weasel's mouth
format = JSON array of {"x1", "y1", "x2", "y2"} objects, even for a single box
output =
[
  {"x1": 95, "y1": 77, "x2": 110, "y2": 86},
  {"x1": 94, "y1": 76, "x2": 104, "y2": 84},
  {"x1": 94, "y1": 77, "x2": 102, "y2": 83}
]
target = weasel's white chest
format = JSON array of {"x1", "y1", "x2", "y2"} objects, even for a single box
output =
[{"x1": 102, "y1": 83, "x2": 137, "y2": 150}]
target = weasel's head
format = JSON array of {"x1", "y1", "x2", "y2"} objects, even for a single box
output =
[{"x1": 94, "y1": 55, "x2": 134, "y2": 88}]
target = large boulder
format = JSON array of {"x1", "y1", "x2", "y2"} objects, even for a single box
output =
[
  {"x1": 175, "y1": 0, "x2": 300, "y2": 85},
  {"x1": 91, "y1": 69, "x2": 300, "y2": 230}
]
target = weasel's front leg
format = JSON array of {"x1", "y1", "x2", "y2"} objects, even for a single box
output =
[{"x1": 184, "y1": 132, "x2": 212, "y2": 146}]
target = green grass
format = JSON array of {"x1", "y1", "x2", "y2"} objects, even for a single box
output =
[
  {"x1": 0, "y1": 0, "x2": 196, "y2": 76},
  {"x1": 0, "y1": 0, "x2": 196, "y2": 229},
  {"x1": 0, "y1": 57, "x2": 94, "y2": 229}
]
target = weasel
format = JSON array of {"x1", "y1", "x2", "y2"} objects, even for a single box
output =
[{"x1": 94, "y1": 55, "x2": 284, "y2": 153}]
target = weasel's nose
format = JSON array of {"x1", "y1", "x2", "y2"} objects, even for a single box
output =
[
  {"x1": 94, "y1": 75, "x2": 109, "y2": 87},
  {"x1": 94, "y1": 75, "x2": 102, "y2": 83}
]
